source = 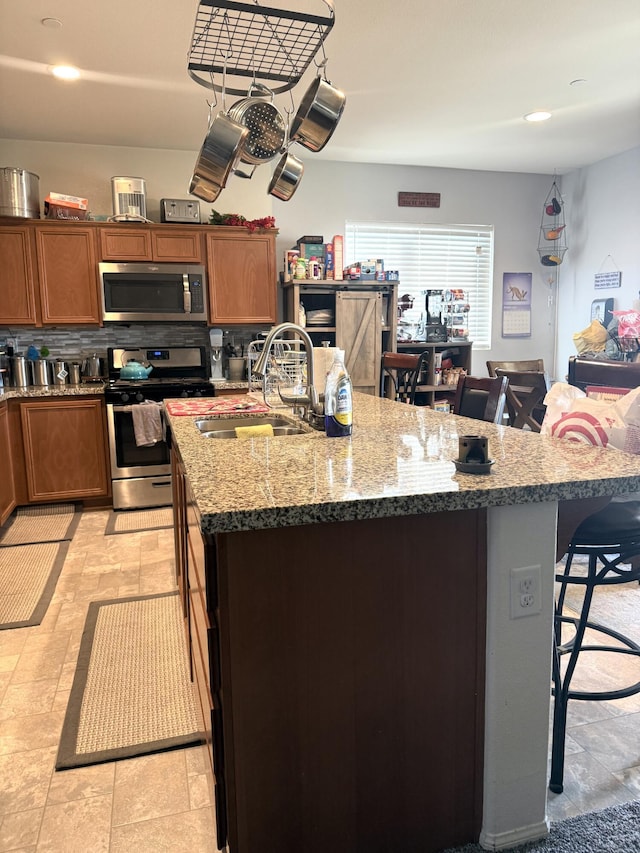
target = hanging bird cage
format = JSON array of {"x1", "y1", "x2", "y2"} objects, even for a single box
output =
[{"x1": 537, "y1": 179, "x2": 568, "y2": 267}]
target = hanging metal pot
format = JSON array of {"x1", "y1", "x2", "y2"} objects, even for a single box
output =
[
  {"x1": 227, "y1": 83, "x2": 286, "y2": 166},
  {"x1": 268, "y1": 151, "x2": 304, "y2": 201},
  {"x1": 189, "y1": 112, "x2": 249, "y2": 202},
  {"x1": 290, "y1": 76, "x2": 346, "y2": 152}
]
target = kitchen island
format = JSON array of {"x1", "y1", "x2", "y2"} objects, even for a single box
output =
[{"x1": 166, "y1": 392, "x2": 640, "y2": 853}]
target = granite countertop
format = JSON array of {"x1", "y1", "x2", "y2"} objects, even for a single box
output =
[
  {"x1": 0, "y1": 383, "x2": 107, "y2": 402},
  {"x1": 166, "y1": 391, "x2": 640, "y2": 535}
]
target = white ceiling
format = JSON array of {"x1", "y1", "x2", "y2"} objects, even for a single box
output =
[{"x1": 1, "y1": 0, "x2": 639, "y2": 175}]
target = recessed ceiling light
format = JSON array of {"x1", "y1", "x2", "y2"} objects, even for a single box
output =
[
  {"x1": 524, "y1": 111, "x2": 552, "y2": 122},
  {"x1": 50, "y1": 65, "x2": 80, "y2": 81}
]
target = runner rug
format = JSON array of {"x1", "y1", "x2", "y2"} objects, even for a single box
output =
[
  {"x1": 104, "y1": 507, "x2": 173, "y2": 536},
  {"x1": 56, "y1": 591, "x2": 202, "y2": 770},
  {"x1": 0, "y1": 541, "x2": 69, "y2": 630},
  {"x1": 0, "y1": 503, "x2": 80, "y2": 547}
]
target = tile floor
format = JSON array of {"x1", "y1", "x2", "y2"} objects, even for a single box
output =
[
  {"x1": 0, "y1": 509, "x2": 217, "y2": 852},
  {"x1": 1, "y1": 508, "x2": 639, "y2": 850}
]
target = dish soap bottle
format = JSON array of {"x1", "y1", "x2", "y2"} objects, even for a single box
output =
[{"x1": 324, "y1": 349, "x2": 353, "y2": 437}]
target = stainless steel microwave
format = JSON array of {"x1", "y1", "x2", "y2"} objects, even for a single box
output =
[{"x1": 99, "y1": 262, "x2": 208, "y2": 323}]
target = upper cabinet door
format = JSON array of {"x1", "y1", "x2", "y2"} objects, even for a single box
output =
[
  {"x1": 151, "y1": 229, "x2": 203, "y2": 262},
  {"x1": 205, "y1": 229, "x2": 277, "y2": 325},
  {"x1": 35, "y1": 225, "x2": 101, "y2": 324},
  {"x1": 0, "y1": 226, "x2": 38, "y2": 324},
  {"x1": 99, "y1": 227, "x2": 152, "y2": 260}
]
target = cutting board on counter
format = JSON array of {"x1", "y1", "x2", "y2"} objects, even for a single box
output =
[{"x1": 164, "y1": 396, "x2": 270, "y2": 416}]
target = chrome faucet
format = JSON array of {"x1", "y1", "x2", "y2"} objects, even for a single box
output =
[{"x1": 252, "y1": 322, "x2": 322, "y2": 427}]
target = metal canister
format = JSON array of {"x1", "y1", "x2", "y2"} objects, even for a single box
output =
[
  {"x1": 11, "y1": 356, "x2": 29, "y2": 387},
  {"x1": 68, "y1": 362, "x2": 82, "y2": 384},
  {"x1": 53, "y1": 360, "x2": 68, "y2": 385},
  {"x1": 30, "y1": 358, "x2": 51, "y2": 386}
]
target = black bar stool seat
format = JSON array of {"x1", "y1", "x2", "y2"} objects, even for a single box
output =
[{"x1": 550, "y1": 500, "x2": 640, "y2": 794}]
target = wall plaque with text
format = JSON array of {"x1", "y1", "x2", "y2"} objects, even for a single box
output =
[{"x1": 398, "y1": 192, "x2": 441, "y2": 208}]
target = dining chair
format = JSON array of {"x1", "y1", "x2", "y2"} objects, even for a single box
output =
[
  {"x1": 486, "y1": 360, "x2": 547, "y2": 429},
  {"x1": 380, "y1": 351, "x2": 429, "y2": 404},
  {"x1": 493, "y1": 369, "x2": 549, "y2": 431},
  {"x1": 451, "y1": 374, "x2": 508, "y2": 424}
]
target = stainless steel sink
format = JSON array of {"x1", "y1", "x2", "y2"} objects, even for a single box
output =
[{"x1": 195, "y1": 415, "x2": 308, "y2": 438}]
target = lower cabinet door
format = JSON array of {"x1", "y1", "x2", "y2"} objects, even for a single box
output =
[
  {"x1": 20, "y1": 397, "x2": 110, "y2": 501},
  {"x1": 0, "y1": 404, "x2": 16, "y2": 524}
]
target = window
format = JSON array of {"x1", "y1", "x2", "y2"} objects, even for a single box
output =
[{"x1": 345, "y1": 221, "x2": 494, "y2": 349}]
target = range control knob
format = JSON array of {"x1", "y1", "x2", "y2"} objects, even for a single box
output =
[
  {"x1": 194, "y1": 390, "x2": 202, "y2": 397},
  {"x1": 180, "y1": 390, "x2": 189, "y2": 398},
  {"x1": 135, "y1": 392, "x2": 144, "y2": 403},
  {"x1": 120, "y1": 392, "x2": 130, "y2": 403}
]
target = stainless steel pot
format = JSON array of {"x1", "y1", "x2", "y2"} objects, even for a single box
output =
[
  {"x1": 290, "y1": 77, "x2": 346, "y2": 152},
  {"x1": 227, "y1": 84, "x2": 286, "y2": 166},
  {"x1": 0, "y1": 167, "x2": 40, "y2": 218},
  {"x1": 268, "y1": 151, "x2": 304, "y2": 201},
  {"x1": 190, "y1": 113, "x2": 249, "y2": 203}
]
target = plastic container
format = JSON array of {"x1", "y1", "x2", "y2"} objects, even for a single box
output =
[{"x1": 323, "y1": 348, "x2": 353, "y2": 437}]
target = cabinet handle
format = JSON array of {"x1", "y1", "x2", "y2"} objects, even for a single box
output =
[{"x1": 151, "y1": 480, "x2": 171, "y2": 488}]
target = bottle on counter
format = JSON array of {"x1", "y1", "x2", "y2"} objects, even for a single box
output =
[{"x1": 324, "y1": 348, "x2": 353, "y2": 437}]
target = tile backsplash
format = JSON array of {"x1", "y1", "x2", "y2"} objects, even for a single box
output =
[{"x1": 0, "y1": 324, "x2": 266, "y2": 368}]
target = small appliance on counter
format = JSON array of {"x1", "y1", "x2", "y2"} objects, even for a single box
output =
[
  {"x1": 110, "y1": 176, "x2": 149, "y2": 222},
  {"x1": 160, "y1": 198, "x2": 201, "y2": 223},
  {"x1": 209, "y1": 328, "x2": 224, "y2": 380}
]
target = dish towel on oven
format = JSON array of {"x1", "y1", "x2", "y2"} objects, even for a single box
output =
[{"x1": 131, "y1": 401, "x2": 164, "y2": 447}]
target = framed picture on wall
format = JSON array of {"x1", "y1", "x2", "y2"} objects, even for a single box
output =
[{"x1": 591, "y1": 298, "x2": 614, "y2": 327}]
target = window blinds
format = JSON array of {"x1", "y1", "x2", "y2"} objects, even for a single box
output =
[{"x1": 345, "y1": 221, "x2": 494, "y2": 349}]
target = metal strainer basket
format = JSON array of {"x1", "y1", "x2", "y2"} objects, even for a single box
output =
[{"x1": 227, "y1": 83, "x2": 286, "y2": 165}]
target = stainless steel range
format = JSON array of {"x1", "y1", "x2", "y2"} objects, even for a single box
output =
[{"x1": 105, "y1": 346, "x2": 214, "y2": 510}]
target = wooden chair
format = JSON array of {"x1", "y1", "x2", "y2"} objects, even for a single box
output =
[
  {"x1": 452, "y1": 375, "x2": 508, "y2": 424},
  {"x1": 493, "y1": 369, "x2": 549, "y2": 431},
  {"x1": 486, "y1": 360, "x2": 547, "y2": 429},
  {"x1": 380, "y1": 351, "x2": 429, "y2": 404}
]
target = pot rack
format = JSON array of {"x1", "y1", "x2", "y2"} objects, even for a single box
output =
[{"x1": 188, "y1": 0, "x2": 335, "y2": 95}]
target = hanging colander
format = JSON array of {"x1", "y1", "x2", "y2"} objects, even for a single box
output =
[{"x1": 227, "y1": 83, "x2": 286, "y2": 166}]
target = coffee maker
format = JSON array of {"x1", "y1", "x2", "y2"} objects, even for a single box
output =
[{"x1": 209, "y1": 328, "x2": 224, "y2": 380}]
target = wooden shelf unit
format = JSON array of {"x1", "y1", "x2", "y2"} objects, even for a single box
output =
[
  {"x1": 397, "y1": 340, "x2": 473, "y2": 408},
  {"x1": 284, "y1": 280, "x2": 398, "y2": 396}
]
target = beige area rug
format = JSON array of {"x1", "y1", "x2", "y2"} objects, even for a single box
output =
[
  {"x1": 0, "y1": 503, "x2": 80, "y2": 547},
  {"x1": 56, "y1": 591, "x2": 202, "y2": 770},
  {"x1": 0, "y1": 541, "x2": 69, "y2": 630},
  {"x1": 104, "y1": 507, "x2": 174, "y2": 536}
]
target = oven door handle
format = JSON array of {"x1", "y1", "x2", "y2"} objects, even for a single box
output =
[
  {"x1": 183, "y1": 275, "x2": 192, "y2": 314},
  {"x1": 111, "y1": 404, "x2": 134, "y2": 413}
]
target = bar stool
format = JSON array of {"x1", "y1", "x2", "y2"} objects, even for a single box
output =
[
  {"x1": 380, "y1": 351, "x2": 429, "y2": 404},
  {"x1": 550, "y1": 499, "x2": 640, "y2": 793}
]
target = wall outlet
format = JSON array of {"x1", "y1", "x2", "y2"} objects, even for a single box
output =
[{"x1": 510, "y1": 565, "x2": 542, "y2": 619}]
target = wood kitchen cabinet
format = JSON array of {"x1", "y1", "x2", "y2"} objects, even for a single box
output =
[
  {"x1": 205, "y1": 227, "x2": 277, "y2": 325},
  {"x1": 168, "y1": 462, "x2": 486, "y2": 853},
  {"x1": 10, "y1": 396, "x2": 110, "y2": 503},
  {"x1": 0, "y1": 402, "x2": 16, "y2": 525},
  {"x1": 0, "y1": 220, "x2": 101, "y2": 326},
  {"x1": 99, "y1": 225, "x2": 204, "y2": 263},
  {"x1": 170, "y1": 441, "x2": 220, "y2": 834},
  {"x1": 284, "y1": 281, "x2": 398, "y2": 394}
]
